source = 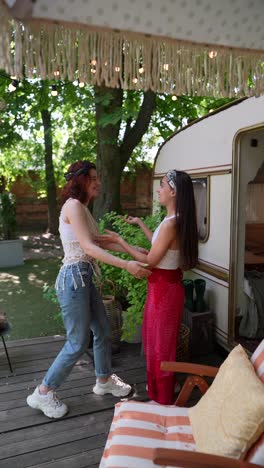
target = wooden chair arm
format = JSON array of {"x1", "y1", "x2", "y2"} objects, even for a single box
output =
[
  {"x1": 161, "y1": 361, "x2": 219, "y2": 377},
  {"x1": 153, "y1": 448, "x2": 261, "y2": 468},
  {"x1": 160, "y1": 361, "x2": 219, "y2": 406}
]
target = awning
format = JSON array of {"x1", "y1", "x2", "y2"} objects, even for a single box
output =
[{"x1": 1, "y1": 0, "x2": 264, "y2": 97}]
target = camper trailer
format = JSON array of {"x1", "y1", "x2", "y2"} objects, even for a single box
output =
[{"x1": 154, "y1": 96, "x2": 264, "y2": 353}]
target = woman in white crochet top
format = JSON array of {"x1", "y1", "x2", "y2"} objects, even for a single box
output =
[
  {"x1": 99, "y1": 170, "x2": 198, "y2": 405},
  {"x1": 26, "y1": 160, "x2": 150, "y2": 419}
]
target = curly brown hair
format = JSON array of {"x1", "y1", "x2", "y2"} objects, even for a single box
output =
[{"x1": 61, "y1": 160, "x2": 96, "y2": 205}]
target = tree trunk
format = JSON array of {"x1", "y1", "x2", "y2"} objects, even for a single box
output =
[
  {"x1": 93, "y1": 85, "x2": 156, "y2": 220},
  {"x1": 93, "y1": 85, "x2": 123, "y2": 219},
  {"x1": 41, "y1": 109, "x2": 58, "y2": 234}
]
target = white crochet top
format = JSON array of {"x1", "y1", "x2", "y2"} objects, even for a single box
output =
[
  {"x1": 59, "y1": 199, "x2": 99, "y2": 266},
  {"x1": 152, "y1": 215, "x2": 181, "y2": 270}
]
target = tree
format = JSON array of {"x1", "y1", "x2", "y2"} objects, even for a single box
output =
[
  {"x1": 93, "y1": 85, "x2": 156, "y2": 218},
  {"x1": 0, "y1": 72, "x2": 233, "y2": 225}
]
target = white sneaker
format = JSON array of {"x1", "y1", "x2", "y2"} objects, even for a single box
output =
[
  {"x1": 27, "y1": 386, "x2": 68, "y2": 419},
  {"x1": 93, "y1": 374, "x2": 131, "y2": 397}
]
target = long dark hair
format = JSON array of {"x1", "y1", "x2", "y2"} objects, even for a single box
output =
[
  {"x1": 61, "y1": 160, "x2": 96, "y2": 205},
  {"x1": 167, "y1": 170, "x2": 198, "y2": 270}
]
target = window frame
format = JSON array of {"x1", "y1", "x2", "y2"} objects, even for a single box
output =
[{"x1": 191, "y1": 175, "x2": 210, "y2": 243}]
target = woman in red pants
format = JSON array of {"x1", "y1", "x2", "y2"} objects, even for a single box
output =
[{"x1": 99, "y1": 170, "x2": 198, "y2": 404}]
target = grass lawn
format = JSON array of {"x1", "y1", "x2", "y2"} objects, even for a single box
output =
[{"x1": 0, "y1": 258, "x2": 65, "y2": 340}]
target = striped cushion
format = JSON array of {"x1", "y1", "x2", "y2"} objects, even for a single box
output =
[
  {"x1": 247, "y1": 433, "x2": 264, "y2": 465},
  {"x1": 247, "y1": 339, "x2": 264, "y2": 465},
  {"x1": 251, "y1": 339, "x2": 264, "y2": 383},
  {"x1": 99, "y1": 400, "x2": 195, "y2": 468}
]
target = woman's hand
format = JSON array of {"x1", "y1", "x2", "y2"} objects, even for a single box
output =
[
  {"x1": 95, "y1": 230, "x2": 122, "y2": 245},
  {"x1": 134, "y1": 246, "x2": 149, "y2": 255},
  {"x1": 121, "y1": 215, "x2": 140, "y2": 225},
  {"x1": 126, "y1": 261, "x2": 151, "y2": 279}
]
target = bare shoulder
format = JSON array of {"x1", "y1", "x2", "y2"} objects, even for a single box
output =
[
  {"x1": 163, "y1": 217, "x2": 177, "y2": 230},
  {"x1": 158, "y1": 218, "x2": 176, "y2": 237},
  {"x1": 63, "y1": 199, "x2": 86, "y2": 220},
  {"x1": 65, "y1": 198, "x2": 83, "y2": 211}
]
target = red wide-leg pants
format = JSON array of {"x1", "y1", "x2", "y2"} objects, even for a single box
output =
[{"x1": 142, "y1": 268, "x2": 184, "y2": 404}]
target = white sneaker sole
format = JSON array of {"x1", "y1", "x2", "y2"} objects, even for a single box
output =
[
  {"x1": 93, "y1": 386, "x2": 131, "y2": 397},
  {"x1": 26, "y1": 395, "x2": 68, "y2": 419}
]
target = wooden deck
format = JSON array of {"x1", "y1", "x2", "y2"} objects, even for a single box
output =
[{"x1": 0, "y1": 336, "x2": 148, "y2": 468}]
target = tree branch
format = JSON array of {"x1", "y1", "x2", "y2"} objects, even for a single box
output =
[{"x1": 120, "y1": 90, "x2": 156, "y2": 167}]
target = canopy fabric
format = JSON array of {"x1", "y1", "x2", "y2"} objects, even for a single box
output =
[{"x1": 1, "y1": 0, "x2": 264, "y2": 97}]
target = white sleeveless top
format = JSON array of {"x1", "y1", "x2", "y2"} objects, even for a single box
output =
[
  {"x1": 152, "y1": 215, "x2": 181, "y2": 270},
  {"x1": 59, "y1": 200, "x2": 99, "y2": 266}
]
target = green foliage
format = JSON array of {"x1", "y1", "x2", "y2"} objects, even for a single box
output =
[
  {"x1": 0, "y1": 192, "x2": 17, "y2": 240},
  {"x1": 42, "y1": 283, "x2": 62, "y2": 326},
  {"x1": 98, "y1": 210, "x2": 164, "y2": 340}
]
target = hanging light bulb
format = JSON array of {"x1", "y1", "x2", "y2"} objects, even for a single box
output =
[
  {"x1": 171, "y1": 95, "x2": 177, "y2": 101},
  {"x1": 51, "y1": 85, "x2": 58, "y2": 97},
  {"x1": 8, "y1": 79, "x2": 18, "y2": 92},
  {"x1": 208, "y1": 50, "x2": 217, "y2": 59},
  {"x1": 138, "y1": 67, "x2": 144, "y2": 74},
  {"x1": 78, "y1": 80, "x2": 85, "y2": 88}
]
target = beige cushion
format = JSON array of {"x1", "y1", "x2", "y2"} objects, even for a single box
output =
[{"x1": 189, "y1": 344, "x2": 264, "y2": 459}]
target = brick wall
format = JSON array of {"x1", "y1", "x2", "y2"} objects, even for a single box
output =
[{"x1": 8, "y1": 167, "x2": 153, "y2": 232}]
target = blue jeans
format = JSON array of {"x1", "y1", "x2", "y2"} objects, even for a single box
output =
[{"x1": 42, "y1": 262, "x2": 112, "y2": 389}]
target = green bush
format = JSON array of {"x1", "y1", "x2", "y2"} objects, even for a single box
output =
[
  {"x1": 42, "y1": 283, "x2": 62, "y2": 326},
  {"x1": 98, "y1": 210, "x2": 164, "y2": 341},
  {"x1": 0, "y1": 192, "x2": 17, "y2": 240},
  {"x1": 43, "y1": 210, "x2": 164, "y2": 341}
]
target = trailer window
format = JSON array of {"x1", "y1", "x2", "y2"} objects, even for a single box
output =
[{"x1": 192, "y1": 177, "x2": 209, "y2": 242}]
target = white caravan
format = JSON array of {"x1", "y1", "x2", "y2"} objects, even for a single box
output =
[{"x1": 153, "y1": 96, "x2": 264, "y2": 352}]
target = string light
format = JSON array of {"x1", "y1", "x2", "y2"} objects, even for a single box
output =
[
  {"x1": 171, "y1": 95, "x2": 177, "y2": 101},
  {"x1": 114, "y1": 66, "x2": 120, "y2": 72},
  {"x1": 51, "y1": 84, "x2": 58, "y2": 96},
  {"x1": 53, "y1": 70, "x2": 60, "y2": 77},
  {"x1": 78, "y1": 80, "x2": 85, "y2": 88},
  {"x1": 91, "y1": 69, "x2": 96, "y2": 74},
  {"x1": 132, "y1": 78, "x2": 138, "y2": 83},
  {"x1": 163, "y1": 64, "x2": 169, "y2": 71},
  {"x1": 8, "y1": 79, "x2": 18, "y2": 92},
  {"x1": 91, "y1": 59, "x2": 97, "y2": 66},
  {"x1": 138, "y1": 67, "x2": 144, "y2": 74},
  {"x1": 208, "y1": 50, "x2": 217, "y2": 59}
]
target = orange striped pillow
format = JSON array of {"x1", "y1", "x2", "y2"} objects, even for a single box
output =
[
  {"x1": 99, "y1": 400, "x2": 196, "y2": 468},
  {"x1": 247, "y1": 433, "x2": 264, "y2": 465},
  {"x1": 251, "y1": 339, "x2": 264, "y2": 383},
  {"x1": 247, "y1": 339, "x2": 264, "y2": 466}
]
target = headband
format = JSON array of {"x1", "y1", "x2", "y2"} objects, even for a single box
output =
[
  {"x1": 64, "y1": 161, "x2": 92, "y2": 181},
  {"x1": 166, "y1": 169, "x2": 177, "y2": 191}
]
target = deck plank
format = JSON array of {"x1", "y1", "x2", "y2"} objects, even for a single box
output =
[
  {"x1": 0, "y1": 337, "x2": 147, "y2": 467},
  {"x1": 0, "y1": 335, "x2": 223, "y2": 467}
]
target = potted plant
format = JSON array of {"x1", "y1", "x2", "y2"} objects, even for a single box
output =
[{"x1": 0, "y1": 192, "x2": 24, "y2": 267}]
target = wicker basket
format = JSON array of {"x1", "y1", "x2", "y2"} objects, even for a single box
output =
[{"x1": 176, "y1": 323, "x2": 190, "y2": 362}]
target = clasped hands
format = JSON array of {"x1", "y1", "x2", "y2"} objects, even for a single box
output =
[{"x1": 95, "y1": 229, "x2": 150, "y2": 279}]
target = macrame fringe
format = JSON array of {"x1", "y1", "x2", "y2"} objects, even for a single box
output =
[{"x1": 0, "y1": 3, "x2": 263, "y2": 97}]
